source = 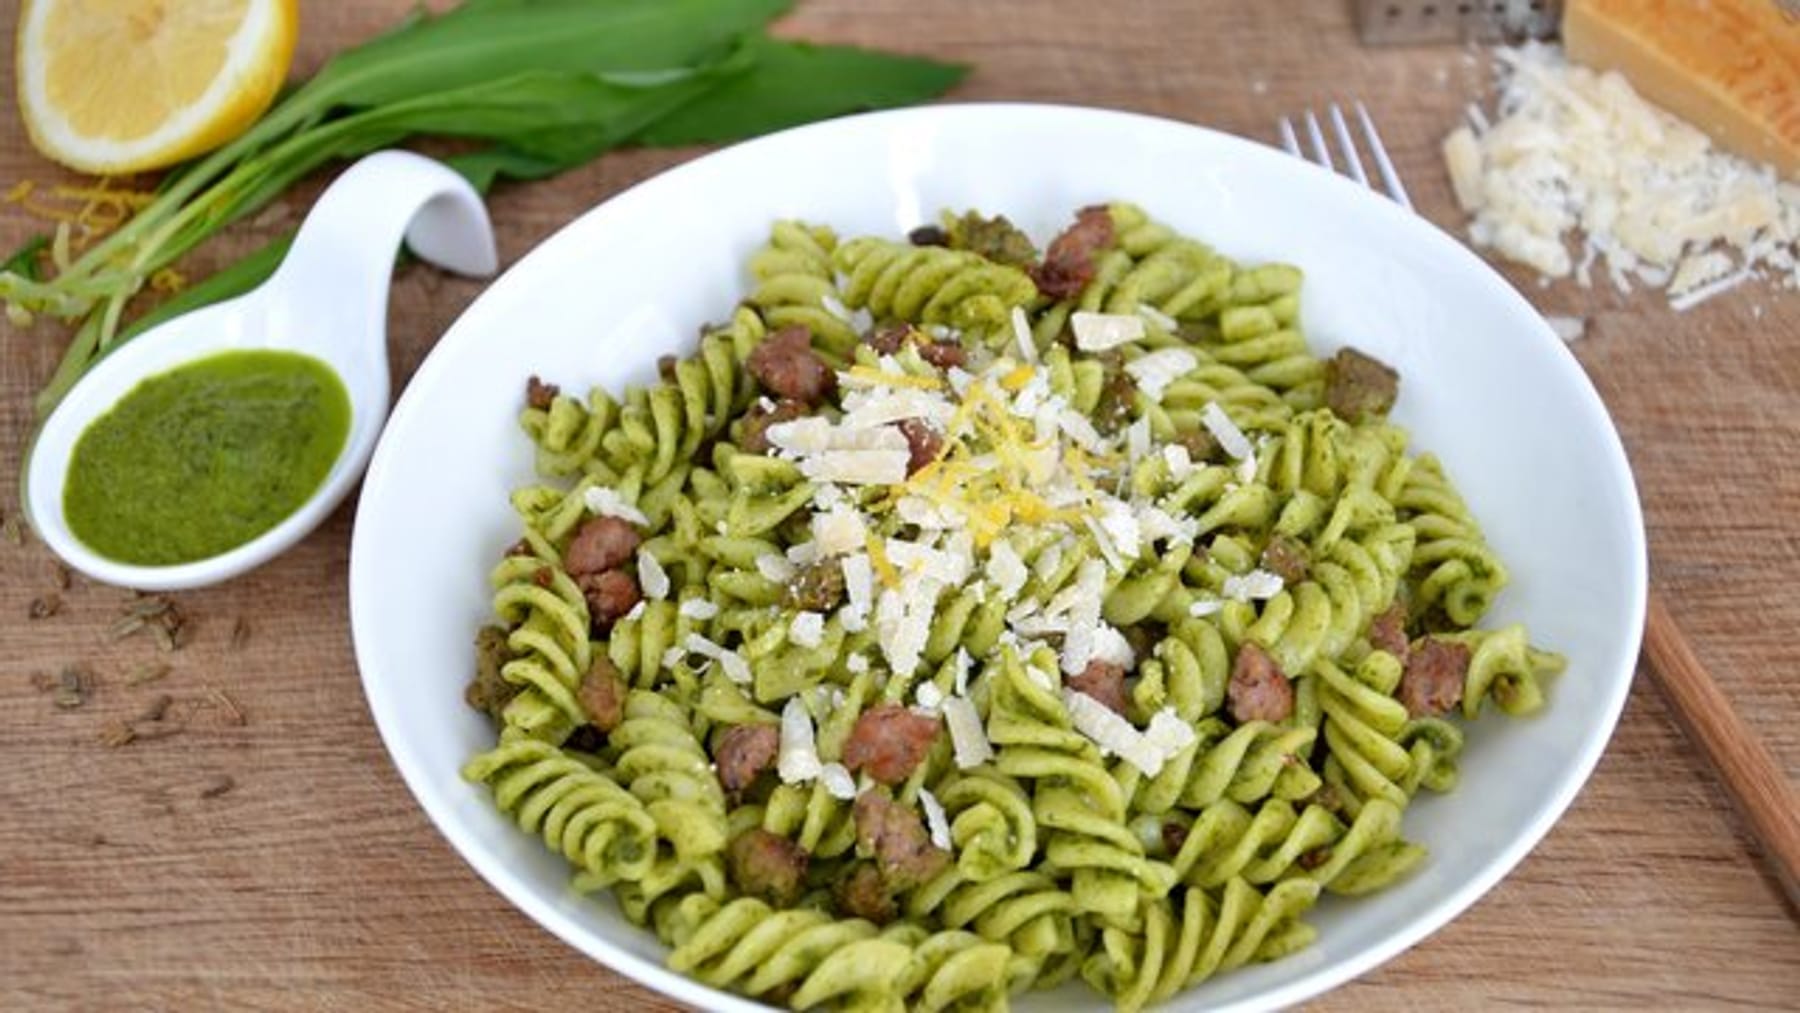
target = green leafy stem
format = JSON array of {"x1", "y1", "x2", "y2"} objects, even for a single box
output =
[{"x1": 2, "y1": 0, "x2": 965, "y2": 417}]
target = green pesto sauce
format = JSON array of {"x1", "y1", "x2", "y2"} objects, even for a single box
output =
[{"x1": 63, "y1": 349, "x2": 350, "y2": 566}]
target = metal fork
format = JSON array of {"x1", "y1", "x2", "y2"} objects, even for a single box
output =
[{"x1": 1277, "y1": 103, "x2": 1412, "y2": 213}]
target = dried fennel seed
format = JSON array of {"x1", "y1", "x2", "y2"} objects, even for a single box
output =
[
  {"x1": 205, "y1": 687, "x2": 246, "y2": 726},
  {"x1": 2, "y1": 511, "x2": 23, "y2": 546},
  {"x1": 104, "y1": 594, "x2": 188, "y2": 649},
  {"x1": 125, "y1": 661, "x2": 170, "y2": 686},
  {"x1": 229, "y1": 616, "x2": 250, "y2": 650},
  {"x1": 199, "y1": 775, "x2": 235, "y2": 799},
  {"x1": 53, "y1": 666, "x2": 91, "y2": 709},
  {"x1": 50, "y1": 563, "x2": 71, "y2": 590},
  {"x1": 99, "y1": 695, "x2": 189, "y2": 747},
  {"x1": 29, "y1": 593, "x2": 62, "y2": 619}
]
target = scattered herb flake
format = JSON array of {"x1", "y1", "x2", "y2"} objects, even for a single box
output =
[
  {"x1": 125, "y1": 662, "x2": 171, "y2": 686},
  {"x1": 206, "y1": 687, "x2": 246, "y2": 726},
  {"x1": 199, "y1": 775, "x2": 236, "y2": 799},
  {"x1": 53, "y1": 666, "x2": 91, "y2": 709},
  {"x1": 229, "y1": 616, "x2": 250, "y2": 650}
]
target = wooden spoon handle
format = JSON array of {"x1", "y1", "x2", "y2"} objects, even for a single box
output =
[{"x1": 1643, "y1": 590, "x2": 1800, "y2": 909}]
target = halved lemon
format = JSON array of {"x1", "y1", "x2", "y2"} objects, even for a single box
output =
[{"x1": 16, "y1": 0, "x2": 298, "y2": 174}]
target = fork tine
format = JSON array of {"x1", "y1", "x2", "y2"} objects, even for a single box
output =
[
  {"x1": 1327, "y1": 104, "x2": 1369, "y2": 188},
  {"x1": 1302, "y1": 110, "x2": 1335, "y2": 171},
  {"x1": 1278, "y1": 117, "x2": 1301, "y2": 158},
  {"x1": 1354, "y1": 101, "x2": 1413, "y2": 212}
]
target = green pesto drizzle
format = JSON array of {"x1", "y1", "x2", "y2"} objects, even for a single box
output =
[{"x1": 63, "y1": 349, "x2": 350, "y2": 566}]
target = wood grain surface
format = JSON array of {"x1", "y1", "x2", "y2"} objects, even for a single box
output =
[{"x1": 3, "y1": 1, "x2": 1796, "y2": 1009}]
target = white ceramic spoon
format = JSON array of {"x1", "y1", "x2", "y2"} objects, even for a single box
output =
[{"x1": 25, "y1": 149, "x2": 497, "y2": 590}]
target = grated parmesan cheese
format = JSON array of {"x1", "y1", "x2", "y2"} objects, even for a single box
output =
[
  {"x1": 1163, "y1": 443, "x2": 1198, "y2": 481},
  {"x1": 1060, "y1": 559, "x2": 1107, "y2": 675},
  {"x1": 943, "y1": 695, "x2": 994, "y2": 768},
  {"x1": 583, "y1": 487, "x2": 649, "y2": 526},
  {"x1": 685, "y1": 633, "x2": 751, "y2": 684},
  {"x1": 790, "y1": 611, "x2": 825, "y2": 648},
  {"x1": 1189, "y1": 597, "x2": 1224, "y2": 618},
  {"x1": 915, "y1": 681, "x2": 944, "y2": 711},
  {"x1": 819, "y1": 761, "x2": 857, "y2": 800},
  {"x1": 1071, "y1": 311, "x2": 1145, "y2": 351},
  {"x1": 678, "y1": 598, "x2": 719, "y2": 621},
  {"x1": 985, "y1": 538, "x2": 1029, "y2": 600},
  {"x1": 1143, "y1": 707, "x2": 1197, "y2": 757},
  {"x1": 1091, "y1": 624, "x2": 1136, "y2": 670},
  {"x1": 1201, "y1": 402, "x2": 1254, "y2": 461},
  {"x1": 799, "y1": 450, "x2": 910, "y2": 486},
  {"x1": 778, "y1": 697, "x2": 823, "y2": 783},
  {"x1": 919, "y1": 788, "x2": 953, "y2": 850},
  {"x1": 757, "y1": 553, "x2": 797, "y2": 583},
  {"x1": 623, "y1": 600, "x2": 647, "y2": 623},
  {"x1": 840, "y1": 553, "x2": 874, "y2": 632},
  {"x1": 811, "y1": 506, "x2": 868, "y2": 556},
  {"x1": 1124, "y1": 349, "x2": 1197, "y2": 403},
  {"x1": 1010, "y1": 305, "x2": 1038, "y2": 363},
  {"x1": 1445, "y1": 42, "x2": 1799, "y2": 309},
  {"x1": 1137, "y1": 303, "x2": 1179, "y2": 332},
  {"x1": 637, "y1": 552, "x2": 670, "y2": 600},
  {"x1": 820, "y1": 293, "x2": 853, "y2": 324},
  {"x1": 1545, "y1": 314, "x2": 1586, "y2": 342},
  {"x1": 1222, "y1": 569, "x2": 1284, "y2": 602},
  {"x1": 1063, "y1": 689, "x2": 1166, "y2": 776}
]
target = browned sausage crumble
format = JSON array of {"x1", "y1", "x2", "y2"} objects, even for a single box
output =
[
  {"x1": 1032, "y1": 205, "x2": 1113, "y2": 300},
  {"x1": 576, "y1": 656, "x2": 628, "y2": 732},
  {"x1": 564, "y1": 516, "x2": 641, "y2": 576},
  {"x1": 579, "y1": 570, "x2": 640, "y2": 629},
  {"x1": 1397, "y1": 637, "x2": 1471, "y2": 717},
  {"x1": 747, "y1": 325, "x2": 835, "y2": 405},
  {"x1": 736, "y1": 397, "x2": 810, "y2": 454},
  {"x1": 1324, "y1": 346, "x2": 1400, "y2": 422},
  {"x1": 1260, "y1": 534, "x2": 1311, "y2": 585},
  {"x1": 726, "y1": 828, "x2": 809, "y2": 908},
  {"x1": 1066, "y1": 660, "x2": 1129, "y2": 716},
  {"x1": 842, "y1": 704, "x2": 940, "y2": 785},
  {"x1": 1228, "y1": 641, "x2": 1294, "y2": 723},
  {"x1": 1368, "y1": 603, "x2": 1410, "y2": 662},
  {"x1": 896, "y1": 419, "x2": 946, "y2": 476},
  {"x1": 715, "y1": 723, "x2": 780, "y2": 798},
  {"x1": 525, "y1": 375, "x2": 559, "y2": 410},
  {"x1": 853, "y1": 790, "x2": 950, "y2": 889}
]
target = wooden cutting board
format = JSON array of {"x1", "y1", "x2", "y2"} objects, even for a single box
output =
[{"x1": 1, "y1": 1, "x2": 1795, "y2": 1008}]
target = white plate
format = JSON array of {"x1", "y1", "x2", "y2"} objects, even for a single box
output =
[{"x1": 350, "y1": 104, "x2": 1646, "y2": 1012}]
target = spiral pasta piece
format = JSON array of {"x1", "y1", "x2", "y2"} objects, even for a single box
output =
[
  {"x1": 1397, "y1": 453, "x2": 1510, "y2": 626},
  {"x1": 1083, "y1": 879, "x2": 1321, "y2": 1011},
  {"x1": 833, "y1": 236, "x2": 1037, "y2": 342},
  {"x1": 611, "y1": 689, "x2": 730, "y2": 860},
  {"x1": 748, "y1": 220, "x2": 862, "y2": 357},
  {"x1": 462, "y1": 739, "x2": 657, "y2": 889}
]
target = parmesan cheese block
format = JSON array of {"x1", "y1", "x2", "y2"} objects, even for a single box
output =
[{"x1": 1564, "y1": 0, "x2": 1799, "y2": 179}]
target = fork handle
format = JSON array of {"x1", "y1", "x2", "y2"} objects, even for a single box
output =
[{"x1": 1643, "y1": 590, "x2": 1800, "y2": 910}]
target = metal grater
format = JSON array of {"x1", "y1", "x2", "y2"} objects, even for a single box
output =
[{"x1": 1356, "y1": 0, "x2": 1563, "y2": 45}]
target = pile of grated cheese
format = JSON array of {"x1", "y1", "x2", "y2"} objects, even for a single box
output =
[
  {"x1": 704, "y1": 308, "x2": 1274, "y2": 786},
  {"x1": 1443, "y1": 42, "x2": 1800, "y2": 311}
]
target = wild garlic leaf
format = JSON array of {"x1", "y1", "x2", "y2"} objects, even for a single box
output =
[{"x1": 633, "y1": 37, "x2": 968, "y2": 146}]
